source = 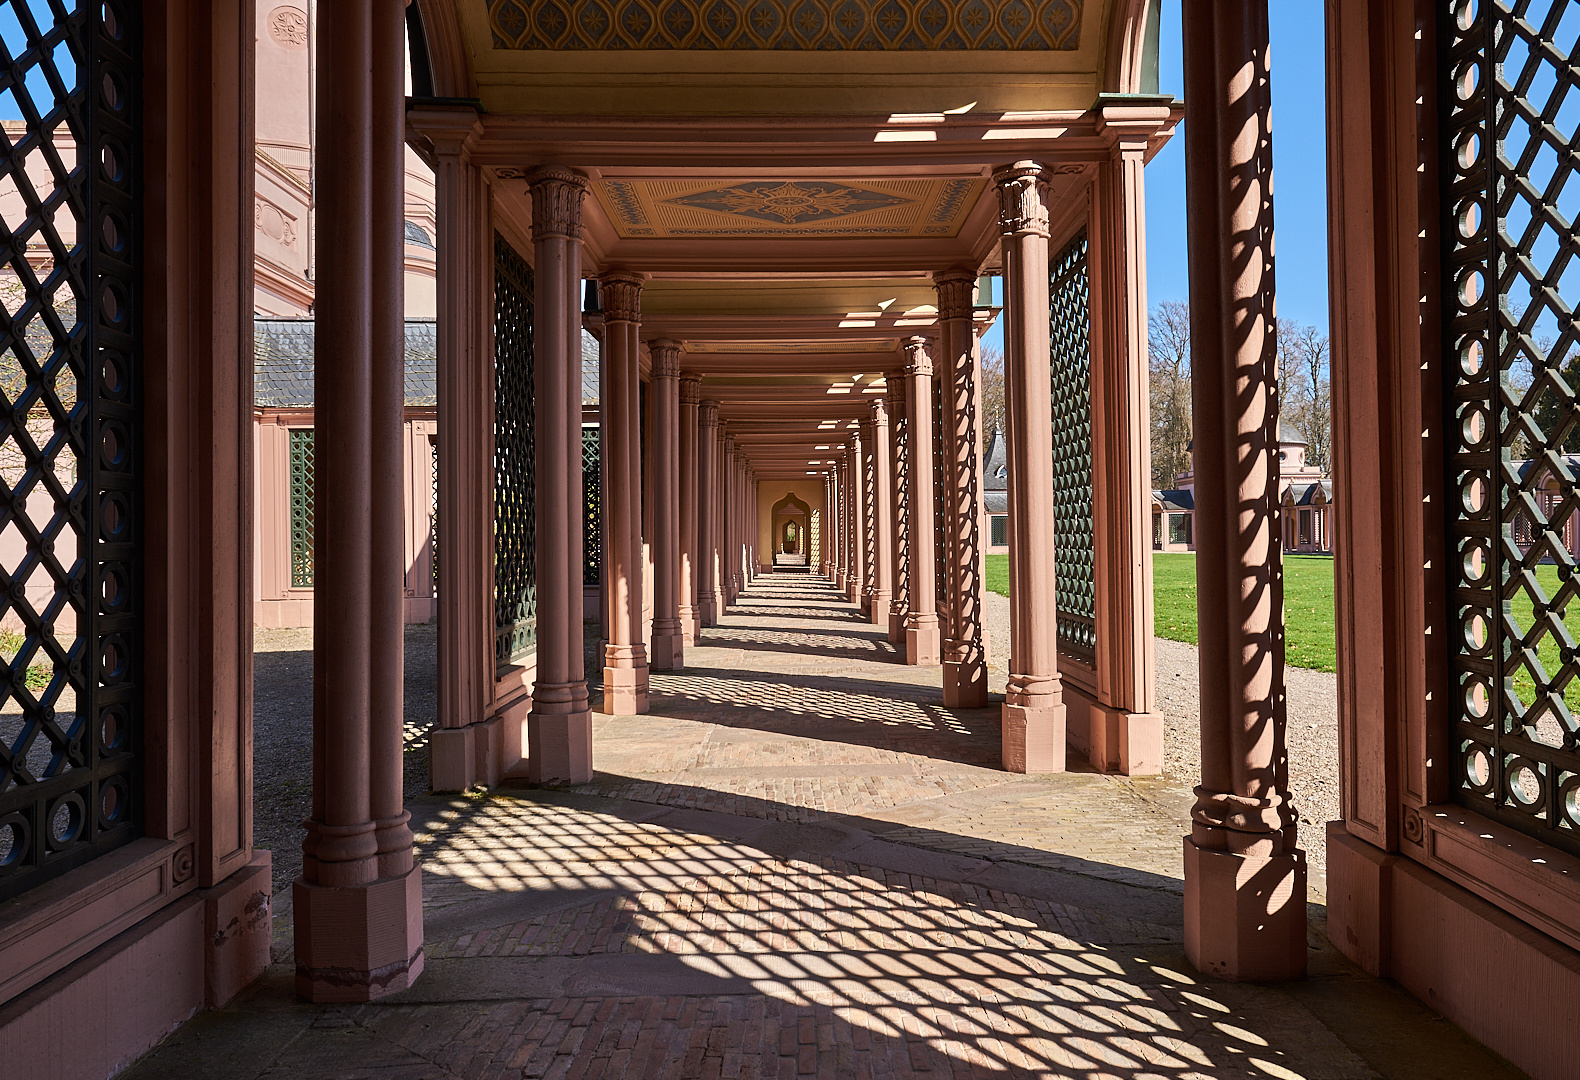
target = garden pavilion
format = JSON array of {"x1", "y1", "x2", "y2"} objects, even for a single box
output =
[{"x1": 2, "y1": 2, "x2": 1579, "y2": 1079}]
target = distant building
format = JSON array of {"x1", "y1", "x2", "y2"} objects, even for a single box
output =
[
  {"x1": 1153, "y1": 421, "x2": 1334, "y2": 555},
  {"x1": 983, "y1": 427, "x2": 1008, "y2": 553}
]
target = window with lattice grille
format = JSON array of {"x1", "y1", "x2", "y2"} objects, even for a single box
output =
[
  {"x1": 494, "y1": 234, "x2": 536, "y2": 672},
  {"x1": 289, "y1": 429, "x2": 315, "y2": 588},
  {"x1": 1049, "y1": 229, "x2": 1095, "y2": 662},
  {"x1": 991, "y1": 514, "x2": 1008, "y2": 548},
  {"x1": 0, "y1": 2, "x2": 142, "y2": 901},
  {"x1": 1445, "y1": 0, "x2": 1580, "y2": 854}
]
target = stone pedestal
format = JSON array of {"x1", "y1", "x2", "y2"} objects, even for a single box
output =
[
  {"x1": 293, "y1": 866, "x2": 424, "y2": 1002},
  {"x1": 1183, "y1": 840, "x2": 1307, "y2": 982}
]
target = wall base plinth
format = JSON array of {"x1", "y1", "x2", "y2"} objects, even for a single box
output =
[
  {"x1": 528, "y1": 708, "x2": 593, "y2": 783},
  {"x1": 905, "y1": 623, "x2": 941, "y2": 667},
  {"x1": 1062, "y1": 683, "x2": 1162, "y2": 774},
  {"x1": 293, "y1": 866, "x2": 424, "y2": 1003},
  {"x1": 0, "y1": 853, "x2": 273, "y2": 1080},
  {"x1": 600, "y1": 665, "x2": 650, "y2": 716},
  {"x1": 942, "y1": 657, "x2": 988, "y2": 707},
  {"x1": 1327, "y1": 823, "x2": 1580, "y2": 1080},
  {"x1": 1183, "y1": 838, "x2": 1307, "y2": 982},
  {"x1": 1001, "y1": 701, "x2": 1066, "y2": 772},
  {"x1": 429, "y1": 717, "x2": 504, "y2": 792}
]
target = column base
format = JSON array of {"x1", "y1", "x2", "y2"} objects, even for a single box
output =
[
  {"x1": 905, "y1": 623, "x2": 942, "y2": 666},
  {"x1": 888, "y1": 608, "x2": 905, "y2": 644},
  {"x1": 679, "y1": 605, "x2": 699, "y2": 646},
  {"x1": 527, "y1": 707, "x2": 593, "y2": 783},
  {"x1": 600, "y1": 664, "x2": 650, "y2": 715},
  {"x1": 1001, "y1": 701, "x2": 1066, "y2": 772},
  {"x1": 430, "y1": 717, "x2": 502, "y2": 792},
  {"x1": 942, "y1": 657, "x2": 988, "y2": 707},
  {"x1": 699, "y1": 598, "x2": 717, "y2": 628},
  {"x1": 1062, "y1": 682, "x2": 1163, "y2": 775},
  {"x1": 1183, "y1": 837, "x2": 1307, "y2": 981},
  {"x1": 294, "y1": 864, "x2": 424, "y2": 1003},
  {"x1": 651, "y1": 629, "x2": 684, "y2": 670},
  {"x1": 868, "y1": 591, "x2": 889, "y2": 628}
]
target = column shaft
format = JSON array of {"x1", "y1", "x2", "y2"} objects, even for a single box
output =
[
  {"x1": 905, "y1": 337, "x2": 942, "y2": 665},
  {"x1": 679, "y1": 373, "x2": 701, "y2": 643},
  {"x1": 1181, "y1": 0, "x2": 1306, "y2": 981},
  {"x1": 886, "y1": 382, "x2": 907, "y2": 644},
  {"x1": 996, "y1": 162, "x2": 1066, "y2": 773},
  {"x1": 650, "y1": 341, "x2": 684, "y2": 668},
  {"x1": 935, "y1": 271, "x2": 989, "y2": 706},
  {"x1": 849, "y1": 435, "x2": 866, "y2": 606},
  {"x1": 297, "y1": 0, "x2": 421, "y2": 1003},
  {"x1": 599, "y1": 273, "x2": 650, "y2": 714},
  {"x1": 525, "y1": 168, "x2": 593, "y2": 781},
  {"x1": 698, "y1": 402, "x2": 720, "y2": 625}
]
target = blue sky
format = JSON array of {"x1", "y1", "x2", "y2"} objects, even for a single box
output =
[{"x1": 984, "y1": 2, "x2": 1330, "y2": 351}]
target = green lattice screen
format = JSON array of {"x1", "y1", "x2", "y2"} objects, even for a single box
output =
[
  {"x1": 1050, "y1": 229, "x2": 1096, "y2": 662},
  {"x1": 494, "y1": 234, "x2": 537, "y2": 671},
  {"x1": 289, "y1": 429, "x2": 315, "y2": 588}
]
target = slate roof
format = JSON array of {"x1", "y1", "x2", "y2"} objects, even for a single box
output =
[
  {"x1": 1286, "y1": 480, "x2": 1333, "y2": 506},
  {"x1": 1153, "y1": 489, "x2": 1195, "y2": 512},
  {"x1": 1278, "y1": 420, "x2": 1307, "y2": 446},
  {"x1": 984, "y1": 491, "x2": 1008, "y2": 514},
  {"x1": 254, "y1": 318, "x2": 604, "y2": 409},
  {"x1": 983, "y1": 427, "x2": 1008, "y2": 491}
]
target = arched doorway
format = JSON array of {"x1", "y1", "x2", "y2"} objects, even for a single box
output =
[{"x1": 770, "y1": 492, "x2": 812, "y2": 570}]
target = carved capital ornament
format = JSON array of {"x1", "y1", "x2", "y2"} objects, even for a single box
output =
[
  {"x1": 700, "y1": 399, "x2": 720, "y2": 428},
  {"x1": 527, "y1": 166, "x2": 589, "y2": 241},
  {"x1": 904, "y1": 335, "x2": 934, "y2": 378},
  {"x1": 934, "y1": 269, "x2": 977, "y2": 320},
  {"x1": 993, "y1": 162, "x2": 1050, "y2": 239},
  {"x1": 650, "y1": 339, "x2": 683, "y2": 378},
  {"x1": 679, "y1": 373, "x2": 702, "y2": 404},
  {"x1": 599, "y1": 271, "x2": 644, "y2": 323}
]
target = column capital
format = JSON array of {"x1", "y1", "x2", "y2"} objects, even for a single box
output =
[
  {"x1": 650, "y1": 338, "x2": 683, "y2": 378},
  {"x1": 700, "y1": 398, "x2": 720, "y2": 428},
  {"x1": 598, "y1": 271, "x2": 644, "y2": 324},
  {"x1": 527, "y1": 166, "x2": 589, "y2": 240},
  {"x1": 934, "y1": 269, "x2": 977, "y2": 320},
  {"x1": 993, "y1": 161, "x2": 1050, "y2": 238},
  {"x1": 904, "y1": 335, "x2": 934, "y2": 378},
  {"x1": 407, "y1": 105, "x2": 482, "y2": 162},
  {"x1": 680, "y1": 373, "x2": 702, "y2": 403},
  {"x1": 871, "y1": 398, "x2": 889, "y2": 428}
]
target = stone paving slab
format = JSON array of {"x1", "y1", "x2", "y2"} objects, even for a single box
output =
[{"x1": 129, "y1": 574, "x2": 1529, "y2": 1080}]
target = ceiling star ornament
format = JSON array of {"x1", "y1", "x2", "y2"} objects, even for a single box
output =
[{"x1": 665, "y1": 181, "x2": 911, "y2": 225}]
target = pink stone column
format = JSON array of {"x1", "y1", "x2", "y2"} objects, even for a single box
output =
[
  {"x1": 599, "y1": 273, "x2": 650, "y2": 715},
  {"x1": 870, "y1": 400, "x2": 894, "y2": 629},
  {"x1": 886, "y1": 382, "x2": 908, "y2": 644},
  {"x1": 679, "y1": 373, "x2": 701, "y2": 643},
  {"x1": 720, "y1": 434, "x2": 735, "y2": 604},
  {"x1": 996, "y1": 162, "x2": 1066, "y2": 773},
  {"x1": 848, "y1": 434, "x2": 866, "y2": 607},
  {"x1": 415, "y1": 104, "x2": 496, "y2": 789},
  {"x1": 525, "y1": 167, "x2": 593, "y2": 782},
  {"x1": 934, "y1": 270, "x2": 989, "y2": 707},
  {"x1": 904, "y1": 337, "x2": 942, "y2": 666},
  {"x1": 1181, "y1": 0, "x2": 1306, "y2": 981},
  {"x1": 295, "y1": 0, "x2": 421, "y2": 1003},
  {"x1": 698, "y1": 400, "x2": 720, "y2": 626},
  {"x1": 650, "y1": 340, "x2": 684, "y2": 669}
]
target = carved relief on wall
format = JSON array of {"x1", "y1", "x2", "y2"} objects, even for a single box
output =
[
  {"x1": 255, "y1": 197, "x2": 299, "y2": 249},
  {"x1": 267, "y1": 6, "x2": 309, "y2": 49},
  {"x1": 489, "y1": 0, "x2": 1082, "y2": 51}
]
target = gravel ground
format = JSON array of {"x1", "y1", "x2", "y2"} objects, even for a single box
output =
[
  {"x1": 252, "y1": 623, "x2": 437, "y2": 899},
  {"x1": 981, "y1": 589, "x2": 1338, "y2": 882}
]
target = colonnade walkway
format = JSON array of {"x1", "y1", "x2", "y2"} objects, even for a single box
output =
[{"x1": 125, "y1": 575, "x2": 1523, "y2": 1080}]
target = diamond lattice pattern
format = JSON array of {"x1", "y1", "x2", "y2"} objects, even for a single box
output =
[
  {"x1": 1447, "y1": 0, "x2": 1580, "y2": 852},
  {"x1": 1049, "y1": 229, "x2": 1095, "y2": 663}
]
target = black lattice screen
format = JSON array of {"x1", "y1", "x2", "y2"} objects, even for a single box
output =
[
  {"x1": 1445, "y1": 0, "x2": 1580, "y2": 854},
  {"x1": 583, "y1": 425, "x2": 601, "y2": 586},
  {"x1": 0, "y1": 1, "x2": 142, "y2": 901},
  {"x1": 1050, "y1": 229, "x2": 1096, "y2": 662},
  {"x1": 933, "y1": 373, "x2": 947, "y2": 620},
  {"x1": 289, "y1": 429, "x2": 314, "y2": 588},
  {"x1": 494, "y1": 234, "x2": 536, "y2": 673},
  {"x1": 893, "y1": 398, "x2": 909, "y2": 620}
]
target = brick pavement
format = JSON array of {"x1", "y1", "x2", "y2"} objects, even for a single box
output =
[{"x1": 122, "y1": 573, "x2": 1529, "y2": 1080}]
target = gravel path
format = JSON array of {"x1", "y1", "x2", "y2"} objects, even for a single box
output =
[{"x1": 981, "y1": 588, "x2": 1339, "y2": 882}]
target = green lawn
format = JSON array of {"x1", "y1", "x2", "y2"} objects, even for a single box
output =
[{"x1": 984, "y1": 551, "x2": 1338, "y2": 673}]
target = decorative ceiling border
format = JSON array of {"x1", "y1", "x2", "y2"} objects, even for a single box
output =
[{"x1": 488, "y1": 0, "x2": 1083, "y2": 51}]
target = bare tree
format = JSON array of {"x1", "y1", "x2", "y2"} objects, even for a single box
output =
[
  {"x1": 980, "y1": 342, "x2": 1005, "y2": 439},
  {"x1": 1148, "y1": 299, "x2": 1192, "y2": 489},
  {"x1": 1276, "y1": 320, "x2": 1332, "y2": 472}
]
